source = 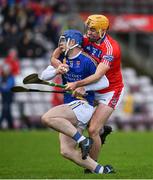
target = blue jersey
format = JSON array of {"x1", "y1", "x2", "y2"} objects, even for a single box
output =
[{"x1": 60, "y1": 52, "x2": 97, "y2": 106}]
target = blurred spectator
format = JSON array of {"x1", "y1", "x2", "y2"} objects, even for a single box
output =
[
  {"x1": 52, "y1": 0, "x2": 84, "y2": 34},
  {"x1": 4, "y1": 24, "x2": 21, "y2": 48},
  {"x1": 4, "y1": 6, "x2": 17, "y2": 25},
  {"x1": 0, "y1": 64, "x2": 15, "y2": 129},
  {"x1": 4, "y1": 48, "x2": 20, "y2": 76},
  {"x1": 134, "y1": 102, "x2": 147, "y2": 115},
  {"x1": 0, "y1": 1, "x2": 84, "y2": 57},
  {"x1": 42, "y1": 13, "x2": 59, "y2": 47},
  {"x1": 17, "y1": 30, "x2": 47, "y2": 58},
  {"x1": 63, "y1": 13, "x2": 84, "y2": 33},
  {"x1": 123, "y1": 90, "x2": 134, "y2": 115},
  {"x1": 0, "y1": 2, "x2": 50, "y2": 57}
]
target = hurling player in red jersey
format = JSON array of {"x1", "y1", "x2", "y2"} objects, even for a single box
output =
[{"x1": 65, "y1": 14, "x2": 124, "y2": 171}]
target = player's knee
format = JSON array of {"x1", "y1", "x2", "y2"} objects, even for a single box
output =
[
  {"x1": 41, "y1": 114, "x2": 50, "y2": 126},
  {"x1": 60, "y1": 148, "x2": 72, "y2": 160},
  {"x1": 88, "y1": 126, "x2": 99, "y2": 137},
  {"x1": 41, "y1": 114, "x2": 46, "y2": 125}
]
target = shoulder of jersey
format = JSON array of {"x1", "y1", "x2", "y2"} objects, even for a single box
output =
[
  {"x1": 81, "y1": 52, "x2": 98, "y2": 67},
  {"x1": 105, "y1": 35, "x2": 119, "y2": 47}
]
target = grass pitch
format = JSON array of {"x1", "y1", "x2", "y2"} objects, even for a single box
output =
[{"x1": 0, "y1": 130, "x2": 153, "y2": 179}]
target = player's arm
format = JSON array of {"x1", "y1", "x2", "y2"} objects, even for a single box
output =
[
  {"x1": 40, "y1": 64, "x2": 68, "y2": 81},
  {"x1": 72, "y1": 75, "x2": 109, "y2": 97},
  {"x1": 80, "y1": 59, "x2": 109, "y2": 90},
  {"x1": 78, "y1": 62, "x2": 110, "y2": 85},
  {"x1": 84, "y1": 75, "x2": 109, "y2": 91},
  {"x1": 50, "y1": 47, "x2": 62, "y2": 68},
  {"x1": 41, "y1": 46, "x2": 69, "y2": 80},
  {"x1": 40, "y1": 65, "x2": 59, "y2": 81},
  {"x1": 65, "y1": 62, "x2": 110, "y2": 90},
  {"x1": 50, "y1": 47, "x2": 69, "y2": 75}
]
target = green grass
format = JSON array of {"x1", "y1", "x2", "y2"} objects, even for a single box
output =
[{"x1": 0, "y1": 130, "x2": 153, "y2": 179}]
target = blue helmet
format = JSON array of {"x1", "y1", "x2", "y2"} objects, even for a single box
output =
[{"x1": 62, "y1": 29, "x2": 83, "y2": 47}]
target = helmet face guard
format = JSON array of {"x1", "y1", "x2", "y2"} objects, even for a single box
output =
[
  {"x1": 58, "y1": 36, "x2": 67, "y2": 46},
  {"x1": 58, "y1": 30, "x2": 83, "y2": 56},
  {"x1": 58, "y1": 35, "x2": 67, "y2": 53}
]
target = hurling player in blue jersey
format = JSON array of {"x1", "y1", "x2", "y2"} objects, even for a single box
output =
[{"x1": 40, "y1": 30, "x2": 114, "y2": 174}]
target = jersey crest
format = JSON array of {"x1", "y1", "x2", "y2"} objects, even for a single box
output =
[
  {"x1": 84, "y1": 45, "x2": 102, "y2": 59},
  {"x1": 103, "y1": 55, "x2": 114, "y2": 62}
]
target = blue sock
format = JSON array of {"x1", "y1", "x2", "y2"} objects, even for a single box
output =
[
  {"x1": 72, "y1": 131, "x2": 85, "y2": 143},
  {"x1": 94, "y1": 164, "x2": 104, "y2": 174}
]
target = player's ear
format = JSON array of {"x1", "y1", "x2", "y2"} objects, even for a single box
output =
[{"x1": 70, "y1": 39, "x2": 76, "y2": 46}]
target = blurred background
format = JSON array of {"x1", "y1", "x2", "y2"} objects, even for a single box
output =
[{"x1": 0, "y1": 0, "x2": 153, "y2": 131}]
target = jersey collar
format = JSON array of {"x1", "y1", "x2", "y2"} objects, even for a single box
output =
[{"x1": 68, "y1": 50, "x2": 82, "y2": 59}]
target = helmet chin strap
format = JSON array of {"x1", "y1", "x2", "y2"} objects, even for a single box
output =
[
  {"x1": 94, "y1": 31, "x2": 106, "y2": 44},
  {"x1": 101, "y1": 31, "x2": 106, "y2": 39},
  {"x1": 64, "y1": 38, "x2": 79, "y2": 56}
]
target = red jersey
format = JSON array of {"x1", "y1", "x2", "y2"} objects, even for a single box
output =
[
  {"x1": 83, "y1": 34, "x2": 124, "y2": 93},
  {"x1": 4, "y1": 56, "x2": 20, "y2": 76}
]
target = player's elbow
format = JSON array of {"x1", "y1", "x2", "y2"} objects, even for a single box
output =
[{"x1": 41, "y1": 113, "x2": 52, "y2": 126}]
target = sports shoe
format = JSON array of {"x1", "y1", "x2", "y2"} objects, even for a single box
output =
[
  {"x1": 79, "y1": 137, "x2": 93, "y2": 160},
  {"x1": 84, "y1": 165, "x2": 115, "y2": 174},
  {"x1": 100, "y1": 125, "x2": 112, "y2": 144},
  {"x1": 103, "y1": 165, "x2": 115, "y2": 174}
]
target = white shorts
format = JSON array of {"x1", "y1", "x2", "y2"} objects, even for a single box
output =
[
  {"x1": 68, "y1": 100, "x2": 95, "y2": 129},
  {"x1": 95, "y1": 87, "x2": 124, "y2": 109}
]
